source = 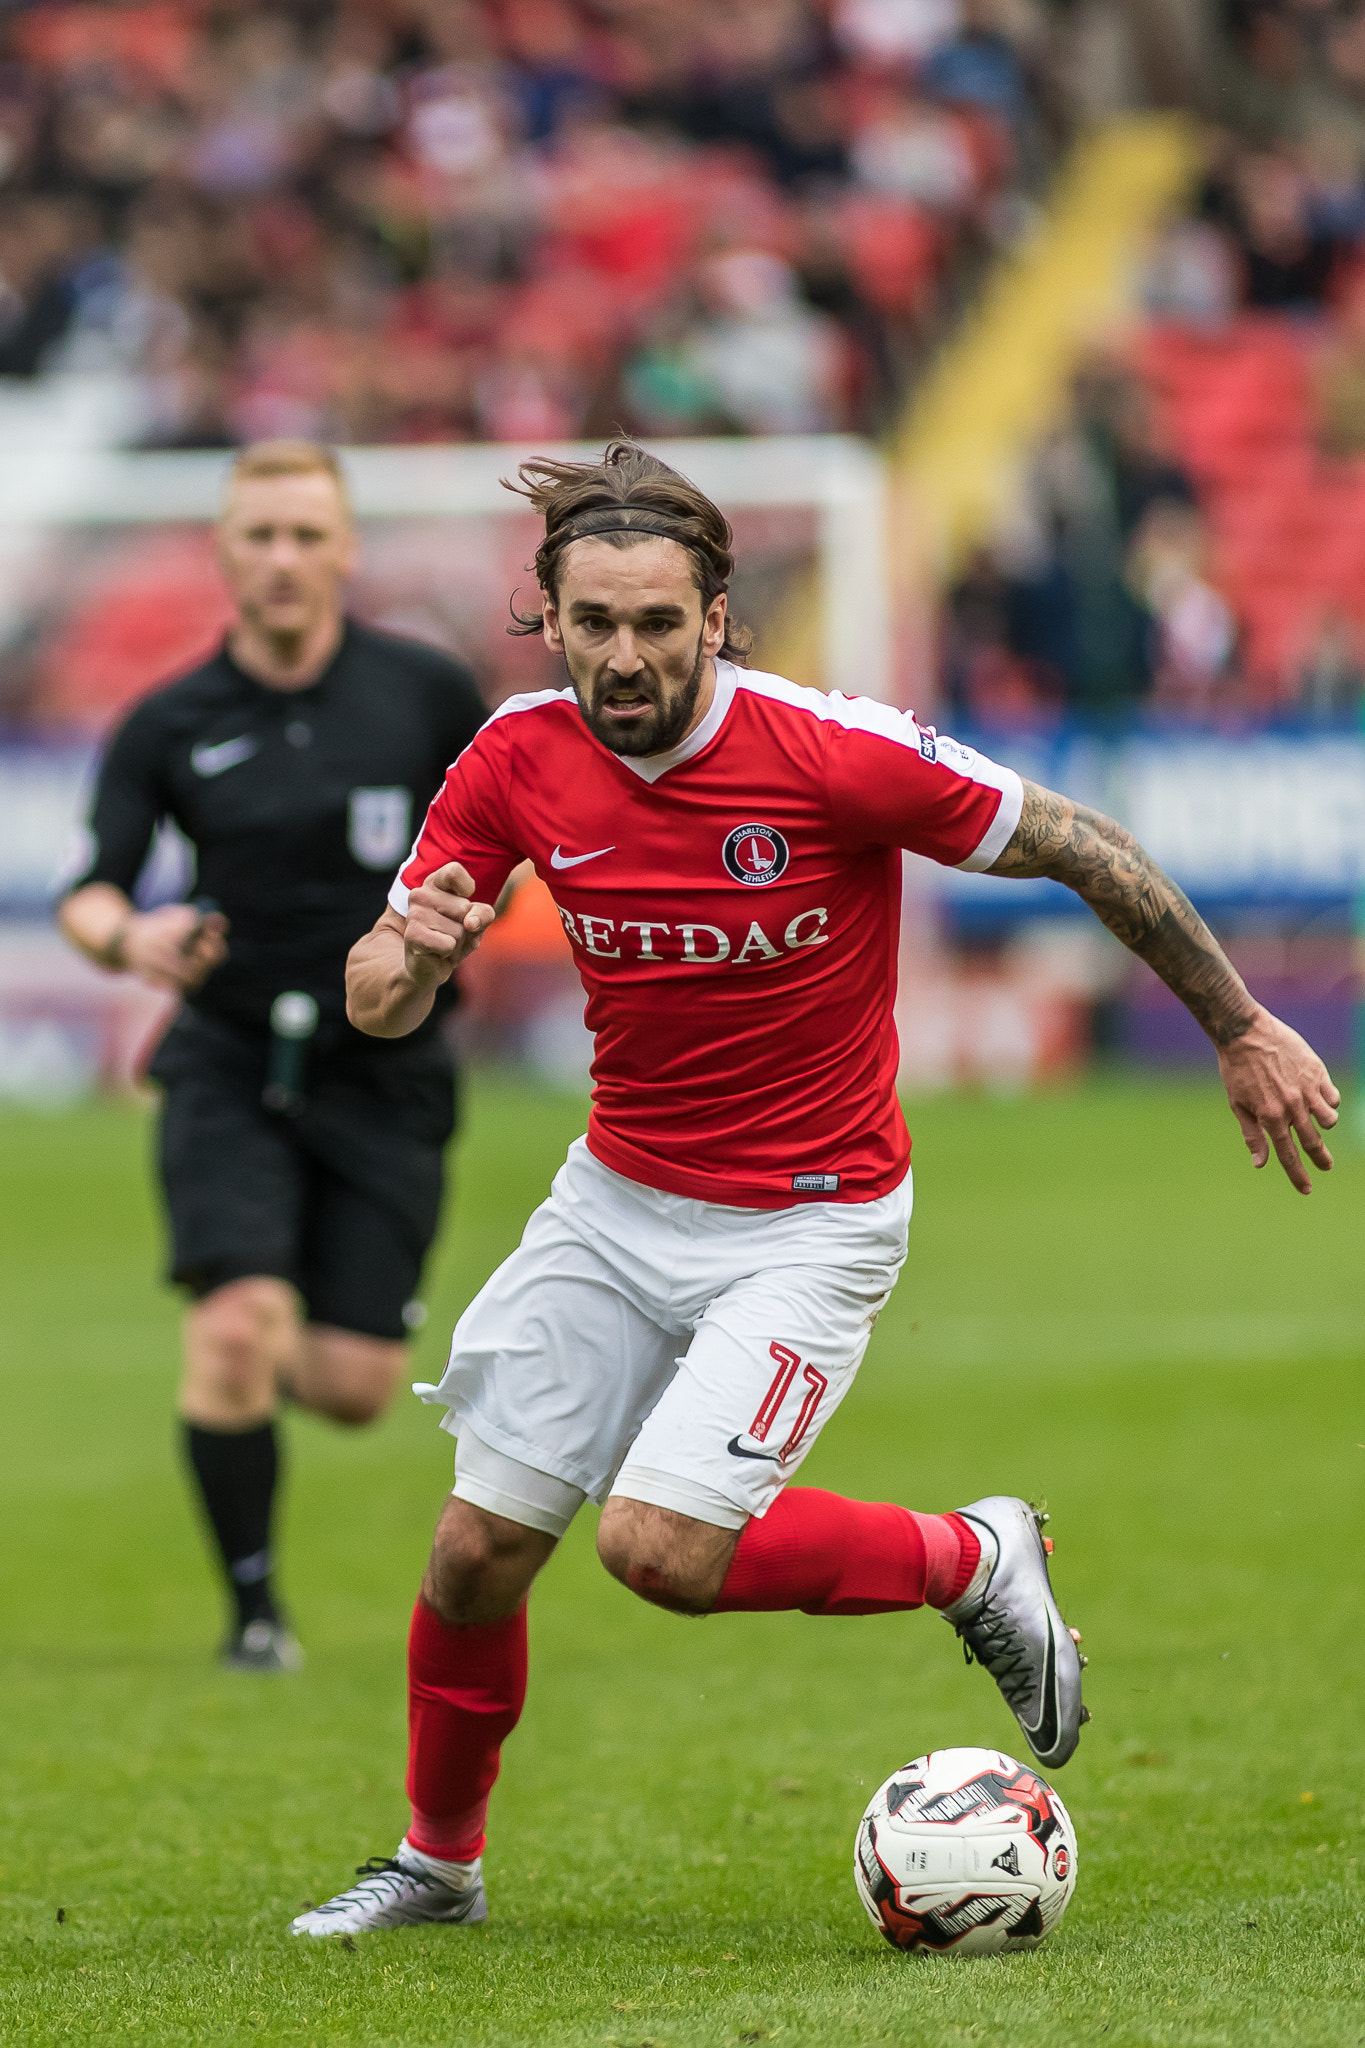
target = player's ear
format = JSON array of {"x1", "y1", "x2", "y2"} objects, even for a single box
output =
[
  {"x1": 542, "y1": 598, "x2": 564, "y2": 654},
  {"x1": 703, "y1": 590, "x2": 727, "y2": 657}
]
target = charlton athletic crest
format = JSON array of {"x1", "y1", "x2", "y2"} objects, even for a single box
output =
[{"x1": 723, "y1": 822, "x2": 790, "y2": 886}]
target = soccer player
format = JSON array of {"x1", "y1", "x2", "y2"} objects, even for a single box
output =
[
  {"x1": 57, "y1": 440, "x2": 486, "y2": 1671},
  {"x1": 292, "y1": 442, "x2": 1337, "y2": 1933}
]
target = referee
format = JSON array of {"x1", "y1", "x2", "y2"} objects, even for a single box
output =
[{"x1": 57, "y1": 441, "x2": 486, "y2": 1671}]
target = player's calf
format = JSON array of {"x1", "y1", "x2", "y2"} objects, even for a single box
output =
[{"x1": 289, "y1": 1328, "x2": 408, "y2": 1427}]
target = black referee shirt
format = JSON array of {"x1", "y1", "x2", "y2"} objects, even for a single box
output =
[{"x1": 68, "y1": 620, "x2": 485, "y2": 1042}]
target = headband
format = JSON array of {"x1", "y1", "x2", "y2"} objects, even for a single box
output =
[{"x1": 557, "y1": 520, "x2": 693, "y2": 546}]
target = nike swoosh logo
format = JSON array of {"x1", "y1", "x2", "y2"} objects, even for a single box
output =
[
  {"x1": 1022, "y1": 1619, "x2": 1060, "y2": 1759},
  {"x1": 550, "y1": 843, "x2": 615, "y2": 870},
  {"x1": 726, "y1": 1435, "x2": 781, "y2": 1463},
  {"x1": 191, "y1": 736, "x2": 258, "y2": 778}
]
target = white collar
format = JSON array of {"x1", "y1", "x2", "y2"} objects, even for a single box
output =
[{"x1": 612, "y1": 660, "x2": 737, "y2": 784}]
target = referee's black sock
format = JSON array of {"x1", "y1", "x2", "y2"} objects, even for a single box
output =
[{"x1": 182, "y1": 1420, "x2": 282, "y2": 1632}]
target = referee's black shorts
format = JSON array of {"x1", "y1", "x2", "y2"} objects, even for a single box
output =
[{"x1": 146, "y1": 1008, "x2": 458, "y2": 1341}]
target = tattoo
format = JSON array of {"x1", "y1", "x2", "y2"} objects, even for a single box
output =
[{"x1": 990, "y1": 782, "x2": 1258, "y2": 1047}]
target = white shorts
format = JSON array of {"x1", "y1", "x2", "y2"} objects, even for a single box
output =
[{"x1": 416, "y1": 1138, "x2": 911, "y2": 1536}]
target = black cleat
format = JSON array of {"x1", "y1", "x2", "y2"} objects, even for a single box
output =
[{"x1": 221, "y1": 1618, "x2": 305, "y2": 1673}]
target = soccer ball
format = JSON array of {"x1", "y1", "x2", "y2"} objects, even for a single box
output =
[{"x1": 853, "y1": 1746, "x2": 1077, "y2": 1955}]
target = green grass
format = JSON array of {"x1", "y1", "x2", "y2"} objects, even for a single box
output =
[{"x1": 1, "y1": 1074, "x2": 1362, "y2": 2047}]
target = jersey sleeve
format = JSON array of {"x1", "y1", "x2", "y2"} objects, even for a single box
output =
[
  {"x1": 389, "y1": 722, "x2": 523, "y2": 915},
  {"x1": 821, "y1": 698, "x2": 1023, "y2": 871},
  {"x1": 59, "y1": 700, "x2": 168, "y2": 898}
]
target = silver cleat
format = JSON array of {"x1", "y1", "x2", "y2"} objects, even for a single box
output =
[
  {"x1": 943, "y1": 1495, "x2": 1084, "y2": 1769},
  {"x1": 290, "y1": 1849, "x2": 487, "y2": 1937}
]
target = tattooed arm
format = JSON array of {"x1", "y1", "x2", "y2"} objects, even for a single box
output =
[{"x1": 989, "y1": 781, "x2": 1340, "y2": 1193}]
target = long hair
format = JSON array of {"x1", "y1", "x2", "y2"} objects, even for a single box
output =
[{"x1": 503, "y1": 440, "x2": 752, "y2": 663}]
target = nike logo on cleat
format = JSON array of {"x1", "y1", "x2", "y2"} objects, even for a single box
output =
[
  {"x1": 191, "y1": 736, "x2": 258, "y2": 777},
  {"x1": 550, "y1": 843, "x2": 615, "y2": 869},
  {"x1": 726, "y1": 1435, "x2": 781, "y2": 1462},
  {"x1": 1021, "y1": 1622, "x2": 1060, "y2": 1760}
]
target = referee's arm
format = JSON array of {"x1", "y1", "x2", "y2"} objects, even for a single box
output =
[
  {"x1": 57, "y1": 708, "x2": 227, "y2": 992},
  {"x1": 347, "y1": 863, "x2": 496, "y2": 1038}
]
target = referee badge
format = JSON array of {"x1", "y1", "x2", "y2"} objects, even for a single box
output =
[
  {"x1": 722, "y1": 822, "x2": 789, "y2": 886},
  {"x1": 348, "y1": 787, "x2": 412, "y2": 870}
]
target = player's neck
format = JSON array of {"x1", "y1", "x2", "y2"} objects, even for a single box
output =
[{"x1": 228, "y1": 612, "x2": 345, "y2": 693}]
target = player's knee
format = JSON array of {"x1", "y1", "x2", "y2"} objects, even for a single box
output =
[
  {"x1": 596, "y1": 1506, "x2": 714, "y2": 1616},
  {"x1": 189, "y1": 1279, "x2": 285, "y2": 1407},
  {"x1": 423, "y1": 1498, "x2": 545, "y2": 1626}
]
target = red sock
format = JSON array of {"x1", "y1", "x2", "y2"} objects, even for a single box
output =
[
  {"x1": 713, "y1": 1488, "x2": 980, "y2": 1616},
  {"x1": 405, "y1": 1597, "x2": 528, "y2": 1861}
]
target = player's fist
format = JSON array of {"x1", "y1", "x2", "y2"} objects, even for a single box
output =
[
  {"x1": 1217, "y1": 1005, "x2": 1339, "y2": 1195},
  {"x1": 123, "y1": 904, "x2": 229, "y2": 992},
  {"x1": 403, "y1": 862, "x2": 496, "y2": 986}
]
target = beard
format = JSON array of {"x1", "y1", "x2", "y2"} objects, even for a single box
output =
[{"x1": 569, "y1": 632, "x2": 708, "y2": 758}]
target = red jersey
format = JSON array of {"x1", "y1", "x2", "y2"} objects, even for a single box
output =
[{"x1": 393, "y1": 662, "x2": 1021, "y2": 1208}]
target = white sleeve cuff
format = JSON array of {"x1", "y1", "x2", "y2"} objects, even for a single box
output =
[
  {"x1": 956, "y1": 767, "x2": 1024, "y2": 874},
  {"x1": 387, "y1": 878, "x2": 411, "y2": 916}
]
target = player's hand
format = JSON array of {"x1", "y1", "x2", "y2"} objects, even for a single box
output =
[
  {"x1": 122, "y1": 904, "x2": 229, "y2": 992},
  {"x1": 1216, "y1": 1006, "x2": 1339, "y2": 1194},
  {"x1": 403, "y1": 862, "x2": 496, "y2": 987}
]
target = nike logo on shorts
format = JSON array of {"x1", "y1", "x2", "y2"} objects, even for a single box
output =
[
  {"x1": 191, "y1": 735, "x2": 259, "y2": 777},
  {"x1": 550, "y1": 843, "x2": 615, "y2": 869},
  {"x1": 726, "y1": 1435, "x2": 781, "y2": 1462}
]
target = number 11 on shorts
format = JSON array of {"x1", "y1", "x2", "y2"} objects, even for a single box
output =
[{"x1": 751, "y1": 1341, "x2": 829, "y2": 1464}]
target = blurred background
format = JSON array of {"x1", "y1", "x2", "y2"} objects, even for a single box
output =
[{"x1": 0, "y1": 0, "x2": 1361, "y2": 1104}]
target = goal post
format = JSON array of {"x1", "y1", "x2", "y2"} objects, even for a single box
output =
[{"x1": 0, "y1": 434, "x2": 893, "y2": 702}]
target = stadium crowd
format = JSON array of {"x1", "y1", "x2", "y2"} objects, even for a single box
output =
[
  {"x1": 2, "y1": 1, "x2": 1364, "y2": 721},
  {"x1": 947, "y1": 0, "x2": 1365, "y2": 723},
  {"x1": 0, "y1": 0, "x2": 1064, "y2": 445}
]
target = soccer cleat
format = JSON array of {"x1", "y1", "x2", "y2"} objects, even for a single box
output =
[
  {"x1": 289, "y1": 1849, "x2": 487, "y2": 1937},
  {"x1": 942, "y1": 1496, "x2": 1083, "y2": 1770},
  {"x1": 221, "y1": 1618, "x2": 305, "y2": 1673}
]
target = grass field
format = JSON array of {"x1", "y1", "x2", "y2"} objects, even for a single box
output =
[{"x1": 1, "y1": 1072, "x2": 1362, "y2": 2048}]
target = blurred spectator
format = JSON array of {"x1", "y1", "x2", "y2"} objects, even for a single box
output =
[
  {"x1": 1126, "y1": 500, "x2": 1237, "y2": 712},
  {"x1": 1315, "y1": 259, "x2": 1365, "y2": 450},
  {"x1": 1141, "y1": 217, "x2": 1240, "y2": 325},
  {"x1": 1296, "y1": 606, "x2": 1365, "y2": 713},
  {"x1": 943, "y1": 543, "x2": 1066, "y2": 722},
  {"x1": 834, "y1": 0, "x2": 963, "y2": 68},
  {"x1": 921, "y1": 0, "x2": 1031, "y2": 133},
  {"x1": 0, "y1": 0, "x2": 1060, "y2": 443},
  {"x1": 650, "y1": 248, "x2": 850, "y2": 436},
  {"x1": 850, "y1": 91, "x2": 980, "y2": 209},
  {"x1": 1229, "y1": 149, "x2": 1339, "y2": 307},
  {"x1": 1019, "y1": 355, "x2": 1197, "y2": 712},
  {"x1": 0, "y1": 192, "x2": 104, "y2": 375}
]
